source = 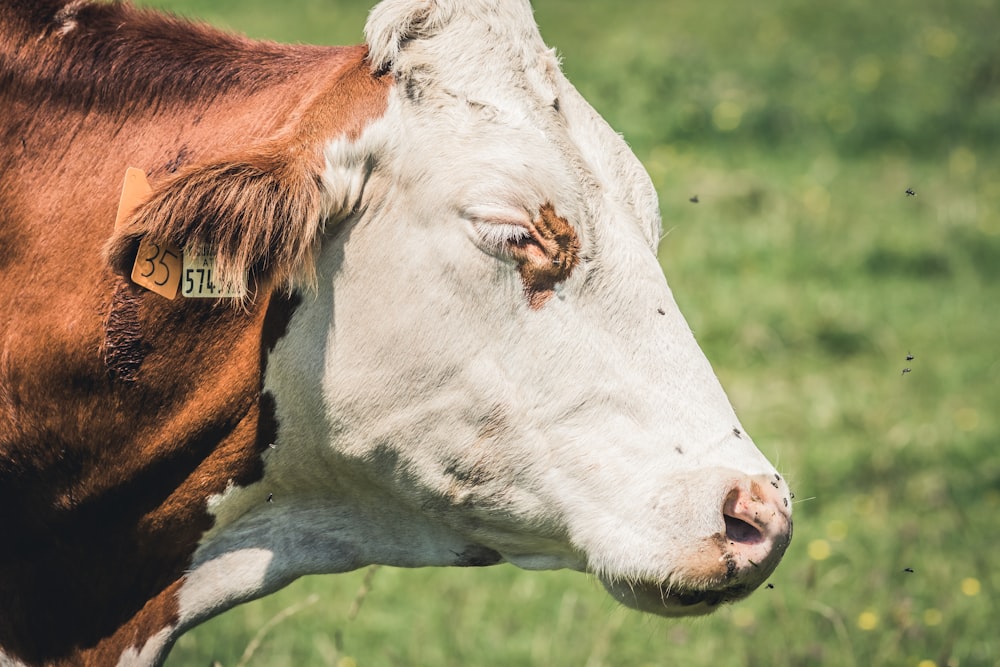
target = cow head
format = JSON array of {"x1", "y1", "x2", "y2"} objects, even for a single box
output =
[{"x1": 111, "y1": 0, "x2": 790, "y2": 626}]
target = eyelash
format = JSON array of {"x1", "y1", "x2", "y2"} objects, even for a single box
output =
[{"x1": 473, "y1": 221, "x2": 532, "y2": 255}]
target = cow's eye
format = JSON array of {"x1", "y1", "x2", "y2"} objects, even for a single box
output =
[
  {"x1": 467, "y1": 202, "x2": 581, "y2": 309},
  {"x1": 473, "y1": 221, "x2": 533, "y2": 256},
  {"x1": 466, "y1": 205, "x2": 537, "y2": 258}
]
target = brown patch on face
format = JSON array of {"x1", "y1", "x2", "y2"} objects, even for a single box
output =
[
  {"x1": 514, "y1": 204, "x2": 580, "y2": 309},
  {"x1": 659, "y1": 532, "x2": 744, "y2": 595}
]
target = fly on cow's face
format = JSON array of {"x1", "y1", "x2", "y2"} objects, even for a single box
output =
[{"x1": 732, "y1": 427, "x2": 742, "y2": 438}]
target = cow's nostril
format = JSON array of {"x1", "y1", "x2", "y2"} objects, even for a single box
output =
[{"x1": 724, "y1": 513, "x2": 763, "y2": 545}]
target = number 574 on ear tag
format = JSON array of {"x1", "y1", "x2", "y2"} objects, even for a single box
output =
[{"x1": 117, "y1": 167, "x2": 182, "y2": 299}]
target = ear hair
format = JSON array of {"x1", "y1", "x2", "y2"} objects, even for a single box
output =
[
  {"x1": 365, "y1": 0, "x2": 441, "y2": 74},
  {"x1": 107, "y1": 145, "x2": 327, "y2": 299}
]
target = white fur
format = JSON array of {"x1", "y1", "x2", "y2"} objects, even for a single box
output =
[
  {"x1": 0, "y1": 652, "x2": 29, "y2": 667},
  {"x1": 115, "y1": 628, "x2": 173, "y2": 667},
  {"x1": 168, "y1": 0, "x2": 790, "y2": 659}
]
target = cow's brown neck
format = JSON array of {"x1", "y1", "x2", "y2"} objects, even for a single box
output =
[
  {"x1": 0, "y1": 1, "x2": 387, "y2": 663},
  {"x1": 0, "y1": 287, "x2": 300, "y2": 665}
]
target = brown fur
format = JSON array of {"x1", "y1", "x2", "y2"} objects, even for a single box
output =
[
  {"x1": 0, "y1": 1, "x2": 390, "y2": 663},
  {"x1": 106, "y1": 53, "x2": 391, "y2": 295},
  {"x1": 514, "y1": 203, "x2": 581, "y2": 309}
]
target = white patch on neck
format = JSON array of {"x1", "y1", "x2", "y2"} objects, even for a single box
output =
[
  {"x1": 176, "y1": 548, "x2": 276, "y2": 628},
  {"x1": 113, "y1": 627, "x2": 174, "y2": 667}
]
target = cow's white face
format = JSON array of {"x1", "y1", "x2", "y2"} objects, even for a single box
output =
[{"x1": 199, "y1": 0, "x2": 790, "y2": 622}]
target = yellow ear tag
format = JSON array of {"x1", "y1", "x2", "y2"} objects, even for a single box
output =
[
  {"x1": 115, "y1": 167, "x2": 152, "y2": 231},
  {"x1": 131, "y1": 237, "x2": 182, "y2": 300},
  {"x1": 115, "y1": 167, "x2": 182, "y2": 300}
]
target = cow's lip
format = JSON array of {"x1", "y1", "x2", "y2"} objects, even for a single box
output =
[
  {"x1": 601, "y1": 578, "x2": 756, "y2": 617},
  {"x1": 671, "y1": 584, "x2": 753, "y2": 609}
]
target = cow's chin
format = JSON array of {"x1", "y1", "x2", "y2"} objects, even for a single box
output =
[{"x1": 601, "y1": 578, "x2": 754, "y2": 617}]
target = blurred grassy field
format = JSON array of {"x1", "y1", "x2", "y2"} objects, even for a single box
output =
[{"x1": 136, "y1": 0, "x2": 999, "y2": 665}]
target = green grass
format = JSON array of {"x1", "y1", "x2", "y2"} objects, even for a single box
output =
[{"x1": 133, "y1": 1, "x2": 1000, "y2": 665}]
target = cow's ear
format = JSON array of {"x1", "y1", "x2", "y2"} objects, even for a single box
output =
[
  {"x1": 365, "y1": 0, "x2": 445, "y2": 74},
  {"x1": 107, "y1": 146, "x2": 331, "y2": 298}
]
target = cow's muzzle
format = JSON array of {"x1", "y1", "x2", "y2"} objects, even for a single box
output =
[{"x1": 602, "y1": 472, "x2": 793, "y2": 617}]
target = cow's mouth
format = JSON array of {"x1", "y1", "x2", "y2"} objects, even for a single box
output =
[
  {"x1": 602, "y1": 578, "x2": 756, "y2": 617},
  {"x1": 671, "y1": 584, "x2": 753, "y2": 609}
]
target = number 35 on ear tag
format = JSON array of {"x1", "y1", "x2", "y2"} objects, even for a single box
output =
[{"x1": 131, "y1": 238, "x2": 182, "y2": 300}]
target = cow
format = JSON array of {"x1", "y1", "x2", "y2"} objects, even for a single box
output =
[{"x1": 0, "y1": 0, "x2": 793, "y2": 664}]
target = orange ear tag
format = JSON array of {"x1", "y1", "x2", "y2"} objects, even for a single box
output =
[
  {"x1": 131, "y1": 238, "x2": 182, "y2": 300},
  {"x1": 115, "y1": 167, "x2": 152, "y2": 231},
  {"x1": 116, "y1": 167, "x2": 182, "y2": 300}
]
